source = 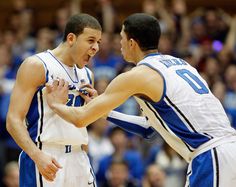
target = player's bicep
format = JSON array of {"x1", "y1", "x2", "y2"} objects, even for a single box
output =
[
  {"x1": 102, "y1": 72, "x2": 136, "y2": 106},
  {"x1": 81, "y1": 73, "x2": 135, "y2": 121}
]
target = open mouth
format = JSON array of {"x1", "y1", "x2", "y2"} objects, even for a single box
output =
[{"x1": 84, "y1": 54, "x2": 91, "y2": 62}]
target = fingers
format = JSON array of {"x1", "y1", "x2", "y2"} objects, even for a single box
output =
[
  {"x1": 45, "y1": 83, "x2": 53, "y2": 93},
  {"x1": 86, "y1": 87, "x2": 98, "y2": 97},
  {"x1": 40, "y1": 164, "x2": 57, "y2": 182},
  {"x1": 43, "y1": 160, "x2": 61, "y2": 181},
  {"x1": 80, "y1": 93, "x2": 92, "y2": 103},
  {"x1": 41, "y1": 159, "x2": 62, "y2": 182},
  {"x1": 48, "y1": 79, "x2": 68, "y2": 90},
  {"x1": 58, "y1": 79, "x2": 65, "y2": 88},
  {"x1": 42, "y1": 170, "x2": 56, "y2": 182},
  {"x1": 79, "y1": 85, "x2": 98, "y2": 98},
  {"x1": 52, "y1": 79, "x2": 59, "y2": 88},
  {"x1": 80, "y1": 83, "x2": 93, "y2": 89},
  {"x1": 52, "y1": 158, "x2": 63, "y2": 169},
  {"x1": 64, "y1": 81, "x2": 69, "y2": 90}
]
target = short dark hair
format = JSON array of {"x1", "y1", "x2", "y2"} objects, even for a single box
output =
[
  {"x1": 108, "y1": 126, "x2": 125, "y2": 138},
  {"x1": 123, "y1": 13, "x2": 161, "y2": 51},
  {"x1": 62, "y1": 13, "x2": 102, "y2": 42},
  {"x1": 109, "y1": 158, "x2": 129, "y2": 170}
]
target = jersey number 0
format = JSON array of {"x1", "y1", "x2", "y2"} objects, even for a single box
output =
[{"x1": 176, "y1": 69, "x2": 209, "y2": 94}]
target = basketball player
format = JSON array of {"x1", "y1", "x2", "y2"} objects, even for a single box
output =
[
  {"x1": 46, "y1": 13, "x2": 236, "y2": 187},
  {"x1": 6, "y1": 13, "x2": 101, "y2": 187}
]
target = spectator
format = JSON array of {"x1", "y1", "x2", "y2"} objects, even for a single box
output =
[
  {"x1": 96, "y1": 127, "x2": 144, "y2": 186},
  {"x1": 155, "y1": 142, "x2": 187, "y2": 187},
  {"x1": 2, "y1": 161, "x2": 19, "y2": 187},
  {"x1": 101, "y1": 159, "x2": 139, "y2": 187},
  {"x1": 212, "y1": 80, "x2": 236, "y2": 128},
  {"x1": 92, "y1": 33, "x2": 124, "y2": 81},
  {"x1": 142, "y1": 164, "x2": 166, "y2": 187},
  {"x1": 224, "y1": 65, "x2": 236, "y2": 109},
  {"x1": 88, "y1": 118, "x2": 114, "y2": 173}
]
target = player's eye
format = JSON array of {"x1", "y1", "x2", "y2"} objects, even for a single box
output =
[{"x1": 88, "y1": 39, "x2": 95, "y2": 44}]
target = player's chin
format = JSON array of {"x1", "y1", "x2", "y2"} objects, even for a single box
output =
[
  {"x1": 124, "y1": 56, "x2": 132, "y2": 63},
  {"x1": 77, "y1": 60, "x2": 88, "y2": 68},
  {"x1": 122, "y1": 53, "x2": 130, "y2": 62}
]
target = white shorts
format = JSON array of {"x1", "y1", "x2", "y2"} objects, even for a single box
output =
[
  {"x1": 185, "y1": 141, "x2": 236, "y2": 187},
  {"x1": 19, "y1": 143, "x2": 96, "y2": 187}
]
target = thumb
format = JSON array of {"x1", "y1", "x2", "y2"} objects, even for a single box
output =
[{"x1": 52, "y1": 158, "x2": 63, "y2": 169}]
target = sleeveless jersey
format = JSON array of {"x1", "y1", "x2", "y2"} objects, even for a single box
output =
[
  {"x1": 135, "y1": 53, "x2": 236, "y2": 162},
  {"x1": 26, "y1": 50, "x2": 92, "y2": 146}
]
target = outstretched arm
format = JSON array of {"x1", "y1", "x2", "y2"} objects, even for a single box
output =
[
  {"x1": 78, "y1": 81, "x2": 158, "y2": 141},
  {"x1": 107, "y1": 111, "x2": 158, "y2": 141},
  {"x1": 47, "y1": 71, "x2": 135, "y2": 127},
  {"x1": 46, "y1": 66, "x2": 164, "y2": 129}
]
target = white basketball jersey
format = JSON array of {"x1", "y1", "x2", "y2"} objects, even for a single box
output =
[
  {"x1": 136, "y1": 53, "x2": 236, "y2": 161},
  {"x1": 26, "y1": 50, "x2": 92, "y2": 146}
]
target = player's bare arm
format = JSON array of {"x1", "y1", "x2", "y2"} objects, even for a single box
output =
[
  {"x1": 46, "y1": 65, "x2": 164, "y2": 128},
  {"x1": 6, "y1": 57, "x2": 61, "y2": 181}
]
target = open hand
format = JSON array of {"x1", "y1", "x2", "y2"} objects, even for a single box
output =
[{"x1": 46, "y1": 79, "x2": 69, "y2": 110}]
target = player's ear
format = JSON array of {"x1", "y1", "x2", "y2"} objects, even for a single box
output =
[
  {"x1": 129, "y1": 38, "x2": 134, "y2": 46},
  {"x1": 67, "y1": 33, "x2": 76, "y2": 47},
  {"x1": 130, "y1": 38, "x2": 139, "y2": 48}
]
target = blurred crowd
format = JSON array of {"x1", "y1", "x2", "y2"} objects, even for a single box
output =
[{"x1": 1, "y1": 0, "x2": 236, "y2": 186}]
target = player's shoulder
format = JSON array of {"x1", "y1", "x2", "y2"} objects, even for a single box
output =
[
  {"x1": 115, "y1": 65, "x2": 161, "y2": 87},
  {"x1": 20, "y1": 55, "x2": 45, "y2": 71},
  {"x1": 132, "y1": 64, "x2": 161, "y2": 77},
  {"x1": 17, "y1": 55, "x2": 46, "y2": 80}
]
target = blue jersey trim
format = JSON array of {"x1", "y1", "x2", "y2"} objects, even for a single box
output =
[
  {"x1": 26, "y1": 88, "x2": 41, "y2": 141},
  {"x1": 36, "y1": 53, "x2": 49, "y2": 83},
  {"x1": 144, "y1": 101, "x2": 194, "y2": 152},
  {"x1": 188, "y1": 149, "x2": 216, "y2": 187},
  {"x1": 144, "y1": 52, "x2": 161, "y2": 58},
  {"x1": 26, "y1": 86, "x2": 47, "y2": 143},
  {"x1": 37, "y1": 89, "x2": 44, "y2": 147},
  {"x1": 149, "y1": 98, "x2": 210, "y2": 148},
  {"x1": 213, "y1": 148, "x2": 219, "y2": 187},
  {"x1": 19, "y1": 152, "x2": 37, "y2": 187},
  {"x1": 47, "y1": 50, "x2": 79, "y2": 83},
  {"x1": 85, "y1": 67, "x2": 92, "y2": 84},
  {"x1": 137, "y1": 63, "x2": 166, "y2": 102},
  {"x1": 107, "y1": 116, "x2": 158, "y2": 141}
]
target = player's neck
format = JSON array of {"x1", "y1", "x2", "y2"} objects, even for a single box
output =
[
  {"x1": 133, "y1": 49, "x2": 159, "y2": 64},
  {"x1": 51, "y1": 44, "x2": 74, "y2": 67},
  {"x1": 143, "y1": 49, "x2": 159, "y2": 57}
]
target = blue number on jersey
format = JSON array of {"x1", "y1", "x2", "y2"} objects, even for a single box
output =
[
  {"x1": 176, "y1": 69, "x2": 209, "y2": 94},
  {"x1": 66, "y1": 94, "x2": 84, "y2": 106}
]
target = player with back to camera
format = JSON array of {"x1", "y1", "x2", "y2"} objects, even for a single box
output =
[
  {"x1": 6, "y1": 13, "x2": 102, "y2": 187},
  {"x1": 46, "y1": 13, "x2": 236, "y2": 187}
]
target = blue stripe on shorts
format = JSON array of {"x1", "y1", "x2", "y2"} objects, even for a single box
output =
[
  {"x1": 188, "y1": 149, "x2": 215, "y2": 187},
  {"x1": 19, "y1": 151, "x2": 37, "y2": 187}
]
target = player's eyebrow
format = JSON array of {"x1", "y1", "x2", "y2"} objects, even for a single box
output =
[
  {"x1": 87, "y1": 36, "x2": 102, "y2": 43},
  {"x1": 87, "y1": 36, "x2": 99, "y2": 39}
]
